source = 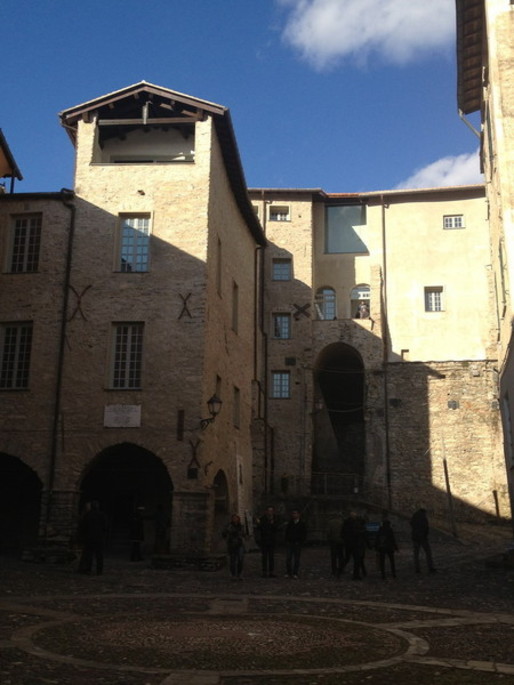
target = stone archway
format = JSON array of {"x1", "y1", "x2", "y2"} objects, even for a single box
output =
[
  {"x1": 79, "y1": 443, "x2": 173, "y2": 556},
  {"x1": 312, "y1": 343, "x2": 365, "y2": 494},
  {"x1": 0, "y1": 453, "x2": 42, "y2": 553}
]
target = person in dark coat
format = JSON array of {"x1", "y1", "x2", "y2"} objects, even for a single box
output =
[
  {"x1": 284, "y1": 509, "x2": 307, "y2": 578},
  {"x1": 410, "y1": 507, "x2": 436, "y2": 573},
  {"x1": 222, "y1": 514, "x2": 246, "y2": 580},
  {"x1": 376, "y1": 519, "x2": 398, "y2": 579},
  {"x1": 256, "y1": 506, "x2": 279, "y2": 577},
  {"x1": 130, "y1": 506, "x2": 145, "y2": 561},
  {"x1": 327, "y1": 512, "x2": 345, "y2": 577},
  {"x1": 342, "y1": 511, "x2": 369, "y2": 580},
  {"x1": 77, "y1": 500, "x2": 107, "y2": 575}
]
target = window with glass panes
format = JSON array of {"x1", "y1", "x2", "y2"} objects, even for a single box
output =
[
  {"x1": 0, "y1": 322, "x2": 33, "y2": 389},
  {"x1": 424, "y1": 287, "x2": 443, "y2": 312},
  {"x1": 9, "y1": 214, "x2": 42, "y2": 273},
  {"x1": 443, "y1": 215, "x2": 464, "y2": 229},
  {"x1": 112, "y1": 323, "x2": 144, "y2": 388},
  {"x1": 119, "y1": 216, "x2": 150, "y2": 272},
  {"x1": 272, "y1": 313, "x2": 291, "y2": 339},
  {"x1": 271, "y1": 371, "x2": 290, "y2": 398},
  {"x1": 272, "y1": 258, "x2": 292, "y2": 281}
]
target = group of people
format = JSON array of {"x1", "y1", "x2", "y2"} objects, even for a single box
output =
[{"x1": 222, "y1": 506, "x2": 436, "y2": 581}]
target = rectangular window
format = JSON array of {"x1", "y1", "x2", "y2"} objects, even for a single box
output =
[
  {"x1": 233, "y1": 386, "x2": 240, "y2": 428},
  {"x1": 0, "y1": 322, "x2": 33, "y2": 389},
  {"x1": 111, "y1": 322, "x2": 144, "y2": 388},
  {"x1": 272, "y1": 258, "x2": 292, "y2": 281},
  {"x1": 271, "y1": 371, "x2": 290, "y2": 398},
  {"x1": 443, "y1": 214, "x2": 465, "y2": 229},
  {"x1": 325, "y1": 205, "x2": 367, "y2": 254},
  {"x1": 273, "y1": 313, "x2": 291, "y2": 339},
  {"x1": 232, "y1": 280, "x2": 239, "y2": 333},
  {"x1": 9, "y1": 214, "x2": 42, "y2": 273},
  {"x1": 424, "y1": 287, "x2": 443, "y2": 312},
  {"x1": 269, "y1": 205, "x2": 290, "y2": 222},
  {"x1": 119, "y1": 215, "x2": 150, "y2": 272}
]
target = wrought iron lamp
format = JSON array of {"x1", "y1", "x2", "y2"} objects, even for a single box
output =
[{"x1": 200, "y1": 394, "x2": 222, "y2": 430}]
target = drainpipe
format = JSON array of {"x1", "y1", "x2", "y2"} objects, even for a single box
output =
[
  {"x1": 380, "y1": 195, "x2": 393, "y2": 510},
  {"x1": 44, "y1": 188, "x2": 76, "y2": 541},
  {"x1": 260, "y1": 192, "x2": 271, "y2": 494}
]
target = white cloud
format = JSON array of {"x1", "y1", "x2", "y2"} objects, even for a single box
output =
[
  {"x1": 395, "y1": 149, "x2": 483, "y2": 189},
  {"x1": 277, "y1": 0, "x2": 455, "y2": 69}
]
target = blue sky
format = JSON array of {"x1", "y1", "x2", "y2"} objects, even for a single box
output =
[{"x1": 2, "y1": 0, "x2": 482, "y2": 194}]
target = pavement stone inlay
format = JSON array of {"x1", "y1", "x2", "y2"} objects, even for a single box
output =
[{"x1": 3, "y1": 591, "x2": 513, "y2": 681}]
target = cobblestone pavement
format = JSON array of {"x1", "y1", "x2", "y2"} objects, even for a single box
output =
[{"x1": 1, "y1": 525, "x2": 514, "y2": 684}]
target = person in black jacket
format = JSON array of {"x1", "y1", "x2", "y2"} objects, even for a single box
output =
[
  {"x1": 222, "y1": 514, "x2": 246, "y2": 580},
  {"x1": 77, "y1": 500, "x2": 107, "y2": 575},
  {"x1": 342, "y1": 511, "x2": 369, "y2": 580},
  {"x1": 284, "y1": 509, "x2": 307, "y2": 578},
  {"x1": 376, "y1": 519, "x2": 398, "y2": 579},
  {"x1": 256, "y1": 506, "x2": 279, "y2": 577},
  {"x1": 410, "y1": 507, "x2": 436, "y2": 573}
]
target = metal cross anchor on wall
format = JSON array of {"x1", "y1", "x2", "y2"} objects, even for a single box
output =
[
  {"x1": 178, "y1": 293, "x2": 192, "y2": 319},
  {"x1": 293, "y1": 302, "x2": 311, "y2": 321},
  {"x1": 68, "y1": 284, "x2": 92, "y2": 321}
]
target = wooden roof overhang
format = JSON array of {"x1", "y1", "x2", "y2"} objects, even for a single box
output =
[
  {"x1": 456, "y1": 0, "x2": 484, "y2": 115},
  {"x1": 59, "y1": 81, "x2": 265, "y2": 246},
  {"x1": 0, "y1": 129, "x2": 23, "y2": 181}
]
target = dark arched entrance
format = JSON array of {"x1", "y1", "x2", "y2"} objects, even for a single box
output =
[
  {"x1": 312, "y1": 343, "x2": 365, "y2": 494},
  {"x1": 0, "y1": 454, "x2": 42, "y2": 553},
  {"x1": 80, "y1": 443, "x2": 173, "y2": 555}
]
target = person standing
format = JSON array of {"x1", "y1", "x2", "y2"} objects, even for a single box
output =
[
  {"x1": 256, "y1": 506, "x2": 279, "y2": 578},
  {"x1": 284, "y1": 509, "x2": 307, "y2": 578},
  {"x1": 77, "y1": 500, "x2": 108, "y2": 576},
  {"x1": 222, "y1": 514, "x2": 246, "y2": 580},
  {"x1": 342, "y1": 511, "x2": 368, "y2": 580},
  {"x1": 327, "y1": 511, "x2": 345, "y2": 577},
  {"x1": 410, "y1": 507, "x2": 436, "y2": 573},
  {"x1": 376, "y1": 519, "x2": 398, "y2": 580}
]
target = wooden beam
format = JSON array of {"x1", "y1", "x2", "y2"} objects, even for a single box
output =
[{"x1": 98, "y1": 117, "x2": 199, "y2": 126}]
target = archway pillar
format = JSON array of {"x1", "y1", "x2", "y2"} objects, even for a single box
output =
[
  {"x1": 39, "y1": 489, "x2": 81, "y2": 546},
  {"x1": 170, "y1": 490, "x2": 213, "y2": 555}
]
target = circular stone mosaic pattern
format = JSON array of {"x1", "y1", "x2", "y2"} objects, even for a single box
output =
[{"x1": 36, "y1": 614, "x2": 405, "y2": 671}]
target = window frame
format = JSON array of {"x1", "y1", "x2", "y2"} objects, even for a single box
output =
[
  {"x1": 272, "y1": 312, "x2": 292, "y2": 339},
  {"x1": 269, "y1": 205, "x2": 290, "y2": 222},
  {"x1": 424, "y1": 286, "x2": 444, "y2": 312},
  {"x1": 116, "y1": 214, "x2": 151, "y2": 273},
  {"x1": 271, "y1": 371, "x2": 291, "y2": 399},
  {"x1": 7, "y1": 213, "x2": 42, "y2": 273},
  {"x1": 443, "y1": 214, "x2": 465, "y2": 230},
  {"x1": 272, "y1": 258, "x2": 292, "y2": 281},
  {"x1": 0, "y1": 321, "x2": 33, "y2": 390},
  {"x1": 110, "y1": 322, "x2": 144, "y2": 389},
  {"x1": 315, "y1": 287, "x2": 337, "y2": 320}
]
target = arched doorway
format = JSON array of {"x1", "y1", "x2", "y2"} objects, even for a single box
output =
[
  {"x1": 312, "y1": 343, "x2": 365, "y2": 494},
  {"x1": 79, "y1": 443, "x2": 173, "y2": 556},
  {"x1": 0, "y1": 454, "x2": 42, "y2": 553}
]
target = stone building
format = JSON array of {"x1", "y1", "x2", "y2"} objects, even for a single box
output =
[
  {"x1": 250, "y1": 187, "x2": 508, "y2": 528},
  {"x1": 456, "y1": 0, "x2": 514, "y2": 523},
  {"x1": 0, "y1": 79, "x2": 510, "y2": 557},
  {"x1": 0, "y1": 82, "x2": 265, "y2": 556}
]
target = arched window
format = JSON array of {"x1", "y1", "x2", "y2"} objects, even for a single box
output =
[
  {"x1": 351, "y1": 285, "x2": 370, "y2": 319},
  {"x1": 315, "y1": 287, "x2": 337, "y2": 320}
]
